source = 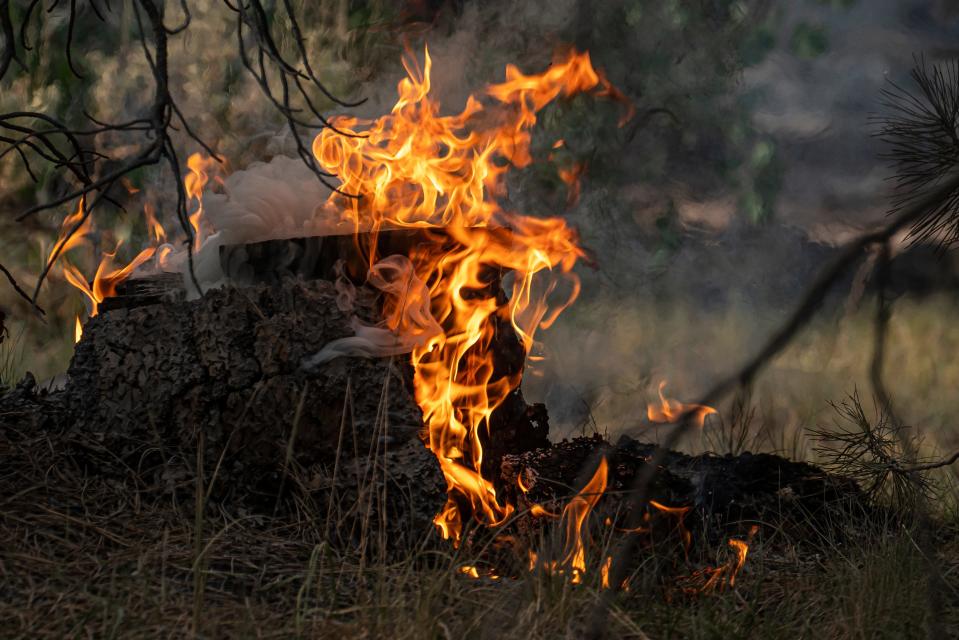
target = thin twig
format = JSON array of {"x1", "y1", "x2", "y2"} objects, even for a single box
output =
[
  {"x1": 0, "y1": 262, "x2": 44, "y2": 316},
  {"x1": 897, "y1": 451, "x2": 959, "y2": 473}
]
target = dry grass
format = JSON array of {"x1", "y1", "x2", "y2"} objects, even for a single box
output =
[
  {"x1": 1, "y1": 472, "x2": 955, "y2": 639},
  {"x1": 532, "y1": 291, "x2": 959, "y2": 471},
  {"x1": 2, "y1": 375, "x2": 958, "y2": 639},
  {"x1": 3, "y1": 272, "x2": 959, "y2": 639}
]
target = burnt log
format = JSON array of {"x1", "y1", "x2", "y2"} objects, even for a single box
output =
[
  {"x1": 218, "y1": 230, "x2": 550, "y2": 468},
  {"x1": 97, "y1": 271, "x2": 185, "y2": 312},
  {"x1": 500, "y1": 434, "x2": 867, "y2": 547}
]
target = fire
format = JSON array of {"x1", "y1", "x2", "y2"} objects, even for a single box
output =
[
  {"x1": 725, "y1": 538, "x2": 750, "y2": 588},
  {"x1": 144, "y1": 203, "x2": 166, "y2": 244},
  {"x1": 557, "y1": 457, "x2": 608, "y2": 584},
  {"x1": 54, "y1": 153, "x2": 216, "y2": 334},
  {"x1": 680, "y1": 525, "x2": 759, "y2": 594},
  {"x1": 516, "y1": 471, "x2": 531, "y2": 495},
  {"x1": 516, "y1": 470, "x2": 561, "y2": 519},
  {"x1": 558, "y1": 162, "x2": 586, "y2": 207},
  {"x1": 647, "y1": 380, "x2": 717, "y2": 429},
  {"x1": 61, "y1": 240, "x2": 160, "y2": 320},
  {"x1": 530, "y1": 504, "x2": 560, "y2": 519},
  {"x1": 313, "y1": 46, "x2": 628, "y2": 545},
  {"x1": 459, "y1": 565, "x2": 480, "y2": 579},
  {"x1": 650, "y1": 500, "x2": 692, "y2": 551},
  {"x1": 47, "y1": 197, "x2": 93, "y2": 269},
  {"x1": 184, "y1": 152, "x2": 218, "y2": 249},
  {"x1": 600, "y1": 555, "x2": 612, "y2": 589}
]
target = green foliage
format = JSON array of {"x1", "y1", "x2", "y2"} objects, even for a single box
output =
[{"x1": 809, "y1": 392, "x2": 936, "y2": 513}]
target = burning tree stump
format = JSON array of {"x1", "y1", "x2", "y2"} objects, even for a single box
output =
[
  {"x1": 1, "y1": 231, "x2": 550, "y2": 549},
  {"x1": 0, "y1": 231, "x2": 867, "y2": 558}
]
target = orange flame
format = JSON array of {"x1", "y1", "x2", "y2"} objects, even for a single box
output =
[
  {"x1": 313, "y1": 46, "x2": 624, "y2": 544},
  {"x1": 92, "y1": 244, "x2": 157, "y2": 304},
  {"x1": 516, "y1": 470, "x2": 560, "y2": 519},
  {"x1": 57, "y1": 157, "x2": 213, "y2": 325},
  {"x1": 647, "y1": 380, "x2": 717, "y2": 428},
  {"x1": 74, "y1": 315, "x2": 83, "y2": 343},
  {"x1": 558, "y1": 162, "x2": 586, "y2": 207},
  {"x1": 459, "y1": 565, "x2": 480, "y2": 579},
  {"x1": 725, "y1": 538, "x2": 750, "y2": 588},
  {"x1": 650, "y1": 500, "x2": 692, "y2": 551},
  {"x1": 144, "y1": 202, "x2": 166, "y2": 245},
  {"x1": 682, "y1": 525, "x2": 759, "y2": 594},
  {"x1": 184, "y1": 152, "x2": 218, "y2": 249},
  {"x1": 62, "y1": 261, "x2": 98, "y2": 315},
  {"x1": 600, "y1": 555, "x2": 612, "y2": 589},
  {"x1": 530, "y1": 504, "x2": 561, "y2": 519},
  {"x1": 516, "y1": 471, "x2": 531, "y2": 495},
  {"x1": 558, "y1": 456, "x2": 608, "y2": 584},
  {"x1": 61, "y1": 242, "x2": 156, "y2": 319},
  {"x1": 46, "y1": 197, "x2": 92, "y2": 270}
]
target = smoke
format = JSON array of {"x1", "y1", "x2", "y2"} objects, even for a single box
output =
[
  {"x1": 386, "y1": 0, "x2": 959, "y2": 441},
  {"x1": 303, "y1": 255, "x2": 443, "y2": 369},
  {"x1": 161, "y1": 155, "x2": 359, "y2": 290}
]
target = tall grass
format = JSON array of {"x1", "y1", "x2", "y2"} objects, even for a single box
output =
[{"x1": 3, "y1": 356, "x2": 957, "y2": 639}]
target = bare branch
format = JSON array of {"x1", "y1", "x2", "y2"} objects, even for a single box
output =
[
  {"x1": 899, "y1": 451, "x2": 959, "y2": 473},
  {"x1": 0, "y1": 261, "x2": 45, "y2": 317}
]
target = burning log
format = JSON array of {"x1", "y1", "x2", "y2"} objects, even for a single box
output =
[
  {"x1": 501, "y1": 434, "x2": 866, "y2": 546},
  {"x1": 62, "y1": 278, "x2": 444, "y2": 541}
]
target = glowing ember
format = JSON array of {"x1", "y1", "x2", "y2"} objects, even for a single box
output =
[{"x1": 647, "y1": 380, "x2": 717, "y2": 429}]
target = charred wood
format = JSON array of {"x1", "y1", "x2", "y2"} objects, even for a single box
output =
[{"x1": 501, "y1": 434, "x2": 867, "y2": 545}]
